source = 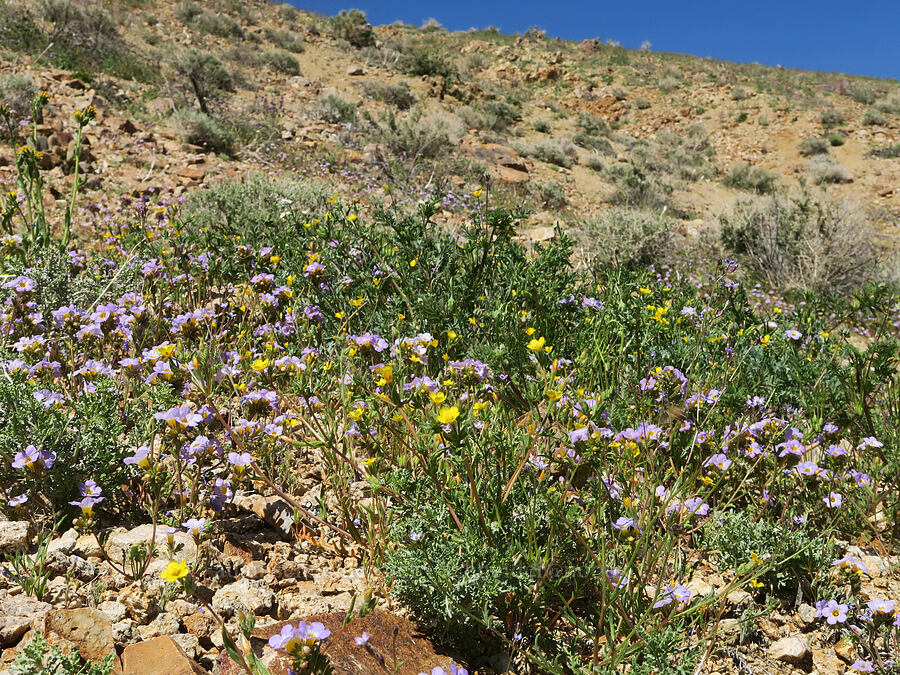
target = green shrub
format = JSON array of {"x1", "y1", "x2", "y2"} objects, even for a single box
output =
[
  {"x1": 531, "y1": 137, "x2": 577, "y2": 168},
  {"x1": 277, "y1": 3, "x2": 299, "y2": 21},
  {"x1": 809, "y1": 155, "x2": 853, "y2": 184},
  {"x1": 309, "y1": 93, "x2": 357, "y2": 124},
  {"x1": 585, "y1": 152, "x2": 605, "y2": 171},
  {"x1": 575, "y1": 205, "x2": 673, "y2": 267},
  {"x1": 701, "y1": 510, "x2": 833, "y2": 598},
  {"x1": 827, "y1": 133, "x2": 845, "y2": 147},
  {"x1": 731, "y1": 86, "x2": 750, "y2": 101},
  {"x1": 0, "y1": 74, "x2": 34, "y2": 120},
  {"x1": 724, "y1": 163, "x2": 777, "y2": 194},
  {"x1": 192, "y1": 10, "x2": 243, "y2": 38},
  {"x1": 331, "y1": 9, "x2": 375, "y2": 48},
  {"x1": 866, "y1": 143, "x2": 900, "y2": 159},
  {"x1": 262, "y1": 48, "x2": 300, "y2": 75},
  {"x1": 533, "y1": 119, "x2": 550, "y2": 133},
  {"x1": 174, "y1": 1, "x2": 201, "y2": 23},
  {"x1": 525, "y1": 180, "x2": 567, "y2": 208},
  {"x1": 635, "y1": 97, "x2": 651, "y2": 109},
  {"x1": 797, "y1": 136, "x2": 830, "y2": 156},
  {"x1": 0, "y1": 2, "x2": 43, "y2": 54},
  {"x1": 820, "y1": 108, "x2": 844, "y2": 128},
  {"x1": 170, "y1": 49, "x2": 233, "y2": 114},
  {"x1": 863, "y1": 108, "x2": 888, "y2": 126},
  {"x1": 264, "y1": 27, "x2": 304, "y2": 53},
  {"x1": 847, "y1": 81, "x2": 876, "y2": 105},
  {"x1": 720, "y1": 192, "x2": 876, "y2": 293},
  {"x1": 607, "y1": 163, "x2": 672, "y2": 210},
  {"x1": 172, "y1": 109, "x2": 236, "y2": 155},
  {"x1": 370, "y1": 109, "x2": 456, "y2": 160},
  {"x1": 359, "y1": 80, "x2": 416, "y2": 109},
  {"x1": 572, "y1": 131, "x2": 613, "y2": 155},
  {"x1": 402, "y1": 46, "x2": 457, "y2": 79},
  {"x1": 576, "y1": 112, "x2": 611, "y2": 137},
  {"x1": 458, "y1": 99, "x2": 520, "y2": 133}
]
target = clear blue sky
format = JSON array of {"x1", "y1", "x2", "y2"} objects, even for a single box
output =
[{"x1": 290, "y1": 1, "x2": 899, "y2": 80}]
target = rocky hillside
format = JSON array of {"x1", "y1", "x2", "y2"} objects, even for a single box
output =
[{"x1": 1, "y1": 0, "x2": 898, "y2": 249}]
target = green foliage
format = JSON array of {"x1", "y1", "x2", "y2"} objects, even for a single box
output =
[
  {"x1": 701, "y1": 510, "x2": 833, "y2": 598},
  {"x1": 170, "y1": 49, "x2": 234, "y2": 114},
  {"x1": 575, "y1": 205, "x2": 673, "y2": 267},
  {"x1": 827, "y1": 133, "x2": 845, "y2": 147},
  {"x1": 401, "y1": 45, "x2": 458, "y2": 80},
  {"x1": 572, "y1": 131, "x2": 613, "y2": 155},
  {"x1": 4, "y1": 528, "x2": 53, "y2": 601},
  {"x1": 820, "y1": 108, "x2": 845, "y2": 128},
  {"x1": 635, "y1": 97, "x2": 651, "y2": 109},
  {"x1": 11, "y1": 632, "x2": 114, "y2": 675},
  {"x1": 264, "y1": 27, "x2": 305, "y2": 53},
  {"x1": 358, "y1": 80, "x2": 416, "y2": 110},
  {"x1": 0, "y1": 74, "x2": 35, "y2": 121},
  {"x1": 172, "y1": 109, "x2": 236, "y2": 155},
  {"x1": 720, "y1": 192, "x2": 877, "y2": 294},
  {"x1": 867, "y1": 143, "x2": 900, "y2": 159},
  {"x1": 262, "y1": 49, "x2": 300, "y2": 75},
  {"x1": 798, "y1": 136, "x2": 830, "y2": 157},
  {"x1": 530, "y1": 137, "x2": 578, "y2": 168},
  {"x1": 724, "y1": 163, "x2": 777, "y2": 194},
  {"x1": 309, "y1": 94, "x2": 357, "y2": 124},
  {"x1": 863, "y1": 107, "x2": 888, "y2": 126},
  {"x1": 330, "y1": 9, "x2": 375, "y2": 48}
]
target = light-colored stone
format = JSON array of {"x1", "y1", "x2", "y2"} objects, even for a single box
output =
[
  {"x1": 170, "y1": 633, "x2": 200, "y2": 660},
  {"x1": 137, "y1": 611, "x2": 180, "y2": 640},
  {"x1": 243, "y1": 560, "x2": 267, "y2": 580},
  {"x1": 34, "y1": 608, "x2": 120, "y2": 674},
  {"x1": 0, "y1": 521, "x2": 31, "y2": 554},
  {"x1": 726, "y1": 589, "x2": 753, "y2": 606},
  {"x1": 768, "y1": 635, "x2": 810, "y2": 665},
  {"x1": 797, "y1": 602, "x2": 817, "y2": 626},
  {"x1": 47, "y1": 528, "x2": 79, "y2": 556},
  {"x1": 212, "y1": 578, "x2": 275, "y2": 618},
  {"x1": 686, "y1": 577, "x2": 713, "y2": 598},
  {"x1": 0, "y1": 594, "x2": 51, "y2": 646},
  {"x1": 346, "y1": 65, "x2": 365, "y2": 76},
  {"x1": 98, "y1": 600, "x2": 128, "y2": 624},
  {"x1": 105, "y1": 524, "x2": 196, "y2": 564}
]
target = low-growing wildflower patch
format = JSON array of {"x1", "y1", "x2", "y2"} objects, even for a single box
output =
[{"x1": 0, "y1": 93, "x2": 897, "y2": 674}]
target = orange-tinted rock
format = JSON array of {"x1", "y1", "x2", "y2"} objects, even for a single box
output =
[{"x1": 122, "y1": 636, "x2": 205, "y2": 675}]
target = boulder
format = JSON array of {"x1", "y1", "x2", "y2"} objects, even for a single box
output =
[
  {"x1": 219, "y1": 611, "x2": 459, "y2": 675},
  {"x1": 122, "y1": 636, "x2": 205, "y2": 675}
]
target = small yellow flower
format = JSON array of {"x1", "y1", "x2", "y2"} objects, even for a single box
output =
[
  {"x1": 250, "y1": 358, "x2": 269, "y2": 372},
  {"x1": 760, "y1": 334, "x2": 770, "y2": 346},
  {"x1": 471, "y1": 188, "x2": 483, "y2": 197},
  {"x1": 527, "y1": 337, "x2": 546, "y2": 351},
  {"x1": 161, "y1": 560, "x2": 189, "y2": 583},
  {"x1": 437, "y1": 406, "x2": 460, "y2": 424},
  {"x1": 447, "y1": 330, "x2": 457, "y2": 339},
  {"x1": 430, "y1": 391, "x2": 447, "y2": 404},
  {"x1": 546, "y1": 389, "x2": 562, "y2": 401},
  {"x1": 639, "y1": 287, "x2": 651, "y2": 295}
]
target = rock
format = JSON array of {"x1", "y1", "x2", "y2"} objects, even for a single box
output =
[
  {"x1": 98, "y1": 601, "x2": 128, "y2": 624},
  {"x1": 346, "y1": 65, "x2": 365, "y2": 76},
  {"x1": 242, "y1": 560, "x2": 267, "y2": 580},
  {"x1": 183, "y1": 611, "x2": 216, "y2": 644},
  {"x1": 314, "y1": 570, "x2": 355, "y2": 595},
  {"x1": 45, "y1": 550, "x2": 97, "y2": 581},
  {"x1": 0, "y1": 594, "x2": 51, "y2": 647},
  {"x1": 0, "y1": 521, "x2": 31, "y2": 554},
  {"x1": 47, "y1": 528, "x2": 79, "y2": 556},
  {"x1": 72, "y1": 533, "x2": 103, "y2": 558},
  {"x1": 176, "y1": 166, "x2": 206, "y2": 182},
  {"x1": 463, "y1": 142, "x2": 527, "y2": 172},
  {"x1": 233, "y1": 494, "x2": 294, "y2": 538},
  {"x1": 686, "y1": 577, "x2": 713, "y2": 598},
  {"x1": 212, "y1": 579, "x2": 275, "y2": 618},
  {"x1": 219, "y1": 611, "x2": 457, "y2": 675},
  {"x1": 835, "y1": 637, "x2": 856, "y2": 663},
  {"x1": 797, "y1": 603, "x2": 817, "y2": 626},
  {"x1": 726, "y1": 589, "x2": 753, "y2": 606},
  {"x1": 122, "y1": 636, "x2": 205, "y2": 675},
  {"x1": 105, "y1": 524, "x2": 196, "y2": 564},
  {"x1": 171, "y1": 633, "x2": 200, "y2": 660},
  {"x1": 812, "y1": 648, "x2": 846, "y2": 674},
  {"x1": 111, "y1": 620, "x2": 136, "y2": 645},
  {"x1": 768, "y1": 636, "x2": 810, "y2": 668},
  {"x1": 36, "y1": 608, "x2": 120, "y2": 674},
  {"x1": 138, "y1": 612, "x2": 180, "y2": 640},
  {"x1": 491, "y1": 164, "x2": 529, "y2": 184}
]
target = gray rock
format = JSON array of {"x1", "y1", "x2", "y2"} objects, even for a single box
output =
[
  {"x1": 212, "y1": 578, "x2": 275, "y2": 618},
  {"x1": 138, "y1": 611, "x2": 180, "y2": 640},
  {"x1": 98, "y1": 600, "x2": 128, "y2": 623},
  {"x1": 170, "y1": 632, "x2": 200, "y2": 659},
  {"x1": 105, "y1": 524, "x2": 196, "y2": 565},
  {"x1": 47, "y1": 528, "x2": 79, "y2": 556},
  {"x1": 0, "y1": 521, "x2": 31, "y2": 554},
  {"x1": 797, "y1": 603, "x2": 817, "y2": 626}
]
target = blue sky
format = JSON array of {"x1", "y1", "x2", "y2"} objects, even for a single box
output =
[{"x1": 291, "y1": 1, "x2": 899, "y2": 80}]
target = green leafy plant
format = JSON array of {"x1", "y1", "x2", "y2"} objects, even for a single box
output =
[{"x1": 11, "y1": 633, "x2": 115, "y2": 675}]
